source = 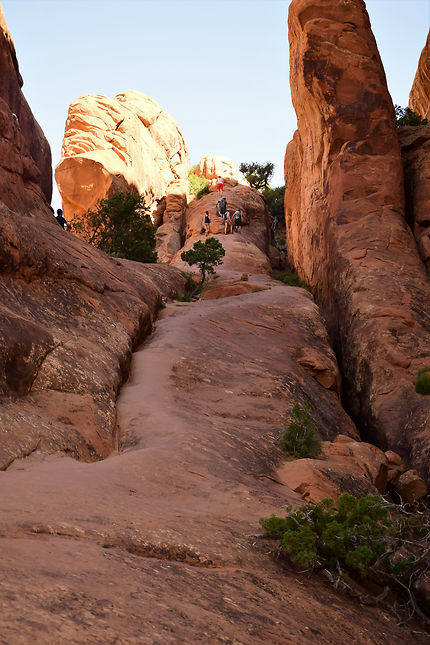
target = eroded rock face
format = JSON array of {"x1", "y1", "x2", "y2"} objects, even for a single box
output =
[
  {"x1": 155, "y1": 179, "x2": 189, "y2": 262},
  {"x1": 193, "y1": 154, "x2": 238, "y2": 186},
  {"x1": 0, "y1": 204, "x2": 184, "y2": 469},
  {"x1": 55, "y1": 91, "x2": 189, "y2": 222},
  {"x1": 398, "y1": 124, "x2": 430, "y2": 268},
  {"x1": 285, "y1": 0, "x2": 430, "y2": 475},
  {"x1": 409, "y1": 32, "x2": 430, "y2": 120},
  {"x1": 0, "y1": 5, "x2": 52, "y2": 219}
]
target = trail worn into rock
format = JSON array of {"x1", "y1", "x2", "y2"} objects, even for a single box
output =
[{"x1": 0, "y1": 277, "x2": 425, "y2": 643}]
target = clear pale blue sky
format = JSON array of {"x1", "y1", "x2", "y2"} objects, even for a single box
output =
[{"x1": 2, "y1": 0, "x2": 429, "y2": 210}]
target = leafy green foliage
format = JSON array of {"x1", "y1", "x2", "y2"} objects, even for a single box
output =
[
  {"x1": 279, "y1": 399, "x2": 321, "y2": 459},
  {"x1": 263, "y1": 185, "x2": 285, "y2": 225},
  {"x1": 70, "y1": 192, "x2": 157, "y2": 263},
  {"x1": 260, "y1": 494, "x2": 396, "y2": 574},
  {"x1": 259, "y1": 494, "x2": 430, "y2": 625},
  {"x1": 181, "y1": 238, "x2": 225, "y2": 285},
  {"x1": 414, "y1": 367, "x2": 430, "y2": 395},
  {"x1": 272, "y1": 270, "x2": 311, "y2": 291},
  {"x1": 239, "y1": 161, "x2": 274, "y2": 191},
  {"x1": 188, "y1": 166, "x2": 210, "y2": 199},
  {"x1": 395, "y1": 105, "x2": 428, "y2": 127}
]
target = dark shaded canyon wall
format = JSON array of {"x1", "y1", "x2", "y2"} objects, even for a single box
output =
[
  {"x1": 0, "y1": 4, "x2": 52, "y2": 218},
  {"x1": 409, "y1": 32, "x2": 430, "y2": 121},
  {"x1": 398, "y1": 124, "x2": 430, "y2": 269},
  {"x1": 285, "y1": 0, "x2": 430, "y2": 475}
]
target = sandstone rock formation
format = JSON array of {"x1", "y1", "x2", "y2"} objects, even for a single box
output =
[
  {"x1": 0, "y1": 203, "x2": 184, "y2": 469},
  {"x1": 285, "y1": 0, "x2": 430, "y2": 475},
  {"x1": 193, "y1": 154, "x2": 238, "y2": 186},
  {"x1": 409, "y1": 32, "x2": 430, "y2": 120},
  {"x1": 398, "y1": 124, "x2": 430, "y2": 268},
  {"x1": 0, "y1": 5, "x2": 52, "y2": 219},
  {"x1": 55, "y1": 90, "x2": 189, "y2": 222}
]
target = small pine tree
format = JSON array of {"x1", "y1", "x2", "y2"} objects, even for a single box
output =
[
  {"x1": 181, "y1": 238, "x2": 225, "y2": 286},
  {"x1": 239, "y1": 161, "x2": 274, "y2": 191},
  {"x1": 279, "y1": 399, "x2": 321, "y2": 458}
]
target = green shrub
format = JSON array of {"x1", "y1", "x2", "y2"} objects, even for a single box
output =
[
  {"x1": 272, "y1": 270, "x2": 310, "y2": 291},
  {"x1": 395, "y1": 105, "x2": 428, "y2": 127},
  {"x1": 263, "y1": 185, "x2": 285, "y2": 225},
  {"x1": 188, "y1": 166, "x2": 210, "y2": 199},
  {"x1": 181, "y1": 238, "x2": 225, "y2": 286},
  {"x1": 279, "y1": 399, "x2": 321, "y2": 459},
  {"x1": 414, "y1": 367, "x2": 430, "y2": 395},
  {"x1": 70, "y1": 192, "x2": 157, "y2": 263},
  {"x1": 259, "y1": 494, "x2": 430, "y2": 624}
]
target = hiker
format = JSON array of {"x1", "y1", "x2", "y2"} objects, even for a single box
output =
[
  {"x1": 233, "y1": 209, "x2": 242, "y2": 233},
  {"x1": 203, "y1": 210, "x2": 210, "y2": 236},
  {"x1": 55, "y1": 208, "x2": 67, "y2": 230},
  {"x1": 217, "y1": 196, "x2": 227, "y2": 217},
  {"x1": 224, "y1": 209, "x2": 232, "y2": 235},
  {"x1": 216, "y1": 176, "x2": 224, "y2": 194}
]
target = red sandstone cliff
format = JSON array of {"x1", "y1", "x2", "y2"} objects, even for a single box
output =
[
  {"x1": 409, "y1": 32, "x2": 430, "y2": 120},
  {"x1": 285, "y1": 0, "x2": 430, "y2": 473},
  {"x1": 0, "y1": 4, "x2": 52, "y2": 218}
]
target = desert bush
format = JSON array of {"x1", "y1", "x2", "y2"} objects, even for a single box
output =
[
  {"x1": 279, "y1": 399, "x2": 321, "y2": 459},
  {"x1": 272, "y1": 270, "x2": 310, "y2": 291},
  {"x1": 188, "y1": 166, "x2": 210, "y2": 199},
  {"x1": 259, "y1": 493, "x2": 430, "y2": 626}
]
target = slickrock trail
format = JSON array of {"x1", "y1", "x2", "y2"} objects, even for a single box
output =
[{"x1": 0, "y1": 203, "x2": 426, "y2": 643}]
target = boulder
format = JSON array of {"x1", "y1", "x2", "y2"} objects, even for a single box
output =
[
  {"x1": 385, "y1": 449, "x2": 407, "y2": 483},
  {"x1": 409, "y1": 32, "x2": 430, "y2": 120},
  {"x1": 277, "y1": 436, "x2": 392, "y2": 504},
  {"x1": 285, "y1": 0, "x2": 430, "y2": 476},
  {"x1": 393, "y1": 469, "x2": 428, "y2": 503},
  {"x1": 0, "y1": 5, "x2": 52, "y2": 219},
  {"x1": 398, "y1": 124, "x2": 430, "y2": 268},
  {"x1": 193, "y1": 154, "x2": 238, "y2": 186},
  {"x1": 55, "y1": 91, "x2": 189, "y2": 223}
]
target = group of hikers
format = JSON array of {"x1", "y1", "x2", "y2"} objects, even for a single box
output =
[{"x1": 202, "y1": 195, "x2": 244, "y2": 236}]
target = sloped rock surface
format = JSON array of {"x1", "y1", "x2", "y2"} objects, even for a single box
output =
[
  {"x1": 55, "y1": 90, "x2": 189, "y2": 222},
  {"x1": 173, "y1": 182, "x2": 272, "y2": 275},
  {"x1": 398, "y1": 124, "x2": 430, "y2": 268},
  {"x1": 285, "y1": 0, "x2": 430, "y2": 474},
  {"x1": 0, "y1": 5, "x2": 52, "y2": 219},
  {"x1": 0, "y1": 204, "x2": 184, "y2": 469},
  {"x1": 409, "y1": 32, "x2": 430, "y2": 120}
]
